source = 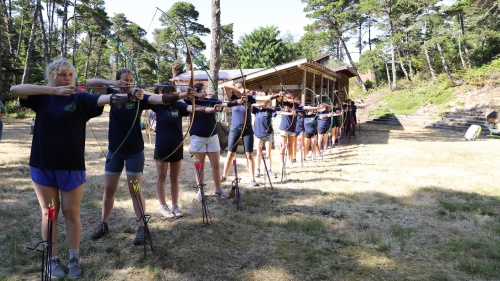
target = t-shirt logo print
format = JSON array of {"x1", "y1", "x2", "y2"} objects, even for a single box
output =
[
  {"x1": 64, "y1": 101, "x2": 77, "y2": 112},
  {"x1": 125, "y1": 102, "x2": 135, "y2": 110},
  {"x1": 171, "y1": 110, "x2": 179, "y2": 118}
]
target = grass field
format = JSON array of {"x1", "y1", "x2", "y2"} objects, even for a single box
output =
[{"x1": 0, "y1": 113, "x2": 499, "y2": 281}]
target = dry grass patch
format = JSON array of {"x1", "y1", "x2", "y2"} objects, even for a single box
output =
[{"x1": 0, "y1": 118, "x2": 499, "y2": 280}]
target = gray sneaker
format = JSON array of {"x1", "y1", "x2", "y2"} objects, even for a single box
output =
[
  {"x1": 268, "y1": 170, "x2": 277, "y2": 179},
  {"x1": 90, "y1": 221, "x2": 108, "y2": 241},
  {"x1": 250, "y1": 179, "x2": 259, "y2": 186},
  {"x1": 215, "y1": 189, "x2": 230, "y2": 199},
  {"x1": 133, "y1": 226, "x2": 146, "y2": 246},
  {"x1": 68, "y1": 257, "x2": 83, "y2": 279},
  {"x1": 47, "y1": 257, "x2": 65, "y2": 278}
]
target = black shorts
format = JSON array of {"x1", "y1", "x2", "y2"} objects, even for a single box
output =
[
  {"x1": 305, "y1": 132, "x2": 317, "y2": 138},
  {"x1": 318, "y1": 127, "x2": 329, "y2": 134},
  {"x1": 154, "y1": 146, "x2": 183, "y2": 162}
]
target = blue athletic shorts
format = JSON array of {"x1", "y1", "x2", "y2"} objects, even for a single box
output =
[
  {"x1": 105, "y1": 150, "x2": 145, "y2": 176},
  {"x1": 30, "y1": 167, "x2": 86, "y2": 191}
]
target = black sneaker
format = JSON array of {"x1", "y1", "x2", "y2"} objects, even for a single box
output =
[
  {"x1": 68, "y1": 257, "x2": 83, "y2": 279},
  {"x1": 90, "y1": 221, "x2": 108, "y2": 241},
  {"x1": 133, "y1": 226, "x2": 146, "y2": 246}
]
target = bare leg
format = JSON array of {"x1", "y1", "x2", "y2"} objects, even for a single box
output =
[
  {"x1": 155, "y1": 160, "x2": 169, "y2": 206},
  {"x1": 102, "y1": 175, "x2": 120, "y2": 223},
  {"x1": 169, "y1": 160, "x2": 182, "y2": 206},
  {"x1": 60, "y1": 184, "x2": 84, "y2": 252},
  {"x1": 206, "y1": 151, "x2": 222, "y2": 191},
  {"x1": 246, "y1": 152, "x2": 256, "y2": 180},
  {"x1": 222, "y1": 151, "x2": 236, "y2": 179},
  {"x1": 33, "y1": 183, "x2": 60, "y2": 257}
]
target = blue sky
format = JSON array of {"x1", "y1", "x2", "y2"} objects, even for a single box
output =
[{"x1": 104, "y1": 0, "x2": 313, "y2": 55}]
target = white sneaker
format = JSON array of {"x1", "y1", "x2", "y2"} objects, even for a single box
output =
[
  {"x1": 172, "y1": 206, "x2": 183, "y2": 217},
  {"x1": 159, "y1": 204, "x2": 175, "y2": 218}
]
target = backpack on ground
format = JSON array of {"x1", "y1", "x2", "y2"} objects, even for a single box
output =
[{"x1": 464, "y1": 124, "x2": 481, "y2": 140}]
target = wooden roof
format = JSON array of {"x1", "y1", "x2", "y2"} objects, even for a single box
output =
[
  {"x1": 230, "y1": 58, "x2": 341, "y2": 91},
  {"x1": 170, "y1": 58, "x2": 353, "y2": 93},
  {"x1": 331, "y1": 65, "x2": 358, "y2": 78}
]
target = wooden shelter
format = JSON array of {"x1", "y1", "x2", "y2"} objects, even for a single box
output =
[{"x1": 170, "y1": 56, "x2": 358, "y2": 105}]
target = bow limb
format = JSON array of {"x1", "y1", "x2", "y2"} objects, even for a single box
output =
[{"x1": 156, "y1": 7, "x2": 195, "y2": 161}]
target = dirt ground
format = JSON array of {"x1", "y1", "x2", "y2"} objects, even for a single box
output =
[{"x1": 0, "y1": 107, "x2": 499, "y2": 280}]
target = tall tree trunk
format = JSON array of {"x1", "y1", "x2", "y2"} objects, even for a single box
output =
[
  {"x1": 390, "y1": 40, "x2": 397, "y2": 90},
  {"x1": 405, "y1": 32, "x2": 414, "y2": 78},
  {"x1": 358, "y1": 18, "x2": 362, "y2": 55},
  {"x1": 384, "y1": 55, "x2": 392, "y2": 91},
  {"x1": 84, "y1": 34, "x2": 92, "y2": 80},
  {"x1": 16, "y1": 13, "x2": 23, "y2": 59},
  {"x1": 94, "y1": 42, "x2": 103, "y2": 78},
  {"x1": 47, "y1": 0, "x2": 56, "y2": 58},
  {"x1": 458, "y1": 13, "x2": 472, "y2": 68},
  {"x1": 328, "y1": 16, "x2": 366, "y2": 92},
  {"x1": 436, "y1": 42, "x2": 459, "y2": 86},
  {"x1": 209, "y1": 0, "x2": 221, "y2": 96},
  {"x1": 368, "y1": 17, "x2": 372, "y2": 51},
  {"x1": 61, "y1": 0, "x2": 68, "y2": 57},
  {"x1": 458, "y1": 32, "x2": 467, "y2": 70},
  {"x1": 424, "y1": 46, "x2": 436, "y2": 82},
  {"x1": 396, "y1": 45, "x2": 411, "y2": 81},
  {"x1": 22, "y1": 1, "x2": 41, "y2": 84},
  {"x1": 37, "y1": 1, "x2": 50, "y2": 63},
  {"x1": 0, "y1": 0, "x2": 15, "y2": 55},
  {"x1": 72, "y1": 0, "x2": 77, "y2": 65},
  {"x1": 0, "y1": 15, "x2": 4, "y2": 96}
]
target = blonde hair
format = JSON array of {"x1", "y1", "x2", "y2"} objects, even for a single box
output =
[{"x1": 45, "y1": 58, "x2": 77, "y2": 86}]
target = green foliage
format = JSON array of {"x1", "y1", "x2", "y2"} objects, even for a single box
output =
[
  {"x1": 364, "y1": 79, "x2": 374, "y2": 90},
  {"x1": 235, "y1": 26, "x2": 300, "y2": 68},
  {"x1": 4, "y1": 101, "x2": 18, "y2": 115}
]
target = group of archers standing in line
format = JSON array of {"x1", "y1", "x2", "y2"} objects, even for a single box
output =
[
  {"x1": 225, "y1": 85, "x2": 358, "y2": 187},
  {"x1": 9, "y1": 58, "x2": 267, "y2": 279},
  {"x1": 10, "y1": 57, "x2": 357, "y2": 279}
]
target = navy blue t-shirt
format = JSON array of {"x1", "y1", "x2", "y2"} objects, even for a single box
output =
[
  {"x1": 279, "y1": 108, "x2": 297, "y2": 132},
  {"x1": 231, "y1": 94, "x2": 255, "y2": 128},
  {"x1": 295, "y1": 114, "x2": 305, "y2": 134},
  {"x1": 107, "y1": 88, "x2": 150, "y2": 153},
  {"x1": 252, "y1": 107, "x2": 276, "y2": 138},
  {"x1": 346, "y1": 104, "x2": 357, "y2": 118},
  {"x1": 150, "y1": 102, "x2": 189, "y2": 148},
  {"x1": 304, "y1": 113, "x2": 318, "y2": 135},
  {"x1": 185, "y1": 98, "x2": 222, "y2": 137},
  {"x1": 317, "y1": 111, "x2": 331, "y2": 132},
  {"x1": 21, "y1": 93, "x2": 103, "y2": 170}
]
